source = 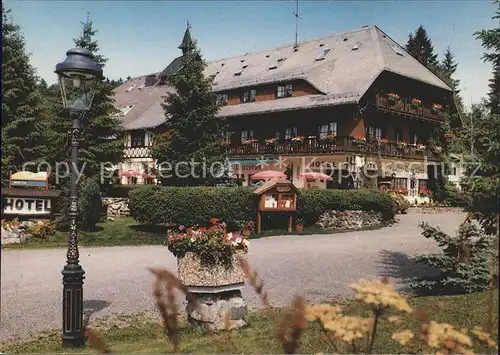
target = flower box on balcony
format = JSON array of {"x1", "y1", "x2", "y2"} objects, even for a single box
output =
[
  {"x1": 242, "y1": 139, "x2": 258, "y2": 145},
  {"x1": 416, "y1": 144, "x2": 426, "y2": 151},
  {"x1": 387, "y1": 92, "x2": 400, "y2": 103},
  {"x1": 319, "y1": 134, "x2": 337, "y2": 143},
  {"x1": 432, "y1": 146, "x2": 443, "y2": 153},
  {"x1": 410, "y1": 98, "x2": 422, "y2": 107},
  {"x1": 221, "y1": 141, "x2": 232, "y2": 146},
  {"x1": 352, "y1": 136, "x2": 366, "y2": 145},
  {"x1": 291, "y1": 136, "x2": 305, "y2": 142},
  {"x1": 431, "y1": 103, "x2": 443, "y2": 113},
  {"x1": 376, "y1": 138, "x2": 389, "y2": 144},
  {"x1": 396, "y1": 141, "x2": 407, "y2": 149},
  {"x1": 265, "y1": 138, "x2": 277, "y2": 145}
]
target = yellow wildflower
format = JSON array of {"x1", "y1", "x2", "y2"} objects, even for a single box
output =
[
  {"x1": 425, "y1": 321, "x2": 472, "y2": 349},
  {"x1": 472, "y1": 326, "x2": 498, "y2": 349},
  {"x1": 305, "y1": 304, "x2": 342, "y2": 323},
  {"x1": 323, "y1": 315, "x2": 372, "y2": 342},
  {"x1": 350, "y1": 280, "x2": 413, "y2": 313},
  {"x1": 392, "y1": 329, "x2": 414, "y2": 345}
]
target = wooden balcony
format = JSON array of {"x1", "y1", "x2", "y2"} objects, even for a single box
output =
[
  {"x1": 375, "y1": 93, "x2": 446, "y2": 121},
  {"x1": 224, "y1": 137, "x2": 441, "y2": 161},
  {"x1": 123, "y1": 147, "x2": 152, "y2": 158}
]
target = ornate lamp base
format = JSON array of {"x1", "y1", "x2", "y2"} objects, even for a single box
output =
[{"x1": 62, "y1": 262, "x2": 86, "y2": 347}]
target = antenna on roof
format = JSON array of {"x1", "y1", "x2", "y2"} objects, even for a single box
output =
[{"x1": 293, "y1": 0, "x2": 301, "y2": 48}]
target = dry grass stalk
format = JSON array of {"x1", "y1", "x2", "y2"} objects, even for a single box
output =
[
  {"x1": 277, "y1": 296, "x2": 307, "y2": 354},
  {"x1": 85, "y1": 328, "x2": 111, "y2": 353},
  {"x1": 238, "y1": 256, "x2": 271, "y2": 309}
]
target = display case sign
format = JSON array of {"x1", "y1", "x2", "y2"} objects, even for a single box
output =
[{"x1": 253, "y1": 179, "x2": 300, "y2": 233}]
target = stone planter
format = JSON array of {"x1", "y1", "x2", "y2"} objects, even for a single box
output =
[
  {"x1": 1, "y1": 226, "x2": 30, "y2": 244},
  {"x1": 178, "y1": 250, "x2": 248, "y2": 331}
]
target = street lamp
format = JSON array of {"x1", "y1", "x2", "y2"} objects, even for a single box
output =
[{"x1": 55, "y1": 48, "x2": 102, "y2": 348}]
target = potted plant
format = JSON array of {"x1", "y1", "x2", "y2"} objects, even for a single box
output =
[
  {"x1": 387, "y1": 92, "x2": 400, "y2": 103},
  {"x1": 292, "y1": 136, "x2": 305, "y2": 142},
  {"x1": 319, "y1": 134, "x2": 337, "y2": 143},
  {"x1": 265, "y1": 138, "x2": 277, "y2": 145},
  {"x1": 416, "y1": 144, "x2": 426, "y2": 151},
  {"x1": 431, "y1": 103, "x2": 443, "y2": 113},
  {"x1": 295, "y1": 218, "x2": 304, "y2": 232},
  {"x1": 410, "y1": 98, "x2": 422, "y2": 107},
  {"x1": 166, "y1": 218, "x2": 250, "y2": 287},
  {"x1": 352, "y1": 136, "x2": 366, "y2": 145},
  {"x1": 396, "y1": 140, "x2": 407, "y2": 149},
  {"x1": 221, "y1": 140, "x2": 232, "y2": 146},
  {"x1": 432, "y1": 146, "x2": 443, "y2": 153},
  {"x1": 242, "y1": 139, "x2": 258, "y2": 145}
]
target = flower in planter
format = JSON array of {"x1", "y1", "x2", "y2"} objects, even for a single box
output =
[
  {"x1": 221, "y1": 140, "x2": 232, "y2": 146},
  {"x1": 166, "y1": 218, "x2": 249, "y2": 267},
  {"x1": 419, "y1": 188, "x2": 432, "y2": 196},
  {"x1": 292, "y1": 136, "x2": 305, "y2": 142},
  {"x1": 265, "y1": 138, "x2": 277, "y2": 144},
  {"x1": 432, "y1": 103, "x2": 443, "y2": 112},
  {"x1": 416, "y1": 144, "x2": 426, "y2": 150},
  {"x1": 320, "y1": 134, "x2": 337, "y2": 142},
  {"x1": 388, "y1": 92, "x2": 400, "y2": 101},
  {"x1": 411, "y1": 98, "x2": 422, "y2": 106},
  {"x1": 242, "y1": 139, "x2": 258, "y2": 145},
  {"x1": 396, "y1": 141, "x2": 407, "y2": 147},
  {"x1": 352, "y1": 136, "x2": 366, "y2": 144},
  {"x1": 433, "y1": 146, "x2": 443, "y2": 153},
  {"x1": 377, "y1": 138, "x2": 389, "y2": 144}
]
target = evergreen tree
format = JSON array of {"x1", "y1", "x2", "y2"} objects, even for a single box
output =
[
  {"x1": 474, "y1": 0, "x2": 500, "y2": 114},
  {"x1": 406, "y1": 25, "x2": 439, "y2": 73},
  {"x1": 45, "y1": 16, "x2": 124, "y2": 184},
  {"x1": 440, "y1": 47, "x2": 461, "y2": 95},
  {"x1": 1, "y1": 8, "x2": 47, "y2": 185},
  {"x1": 151, "y1": 24, "x2": 228, "y2": 186}
]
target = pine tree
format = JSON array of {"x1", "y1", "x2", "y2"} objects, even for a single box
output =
[
  {"x1": 1, "y1": 8, "x2": 47, "y2": 186},
  {"x1": 440, "y1": 47, "x2": 461, "y2": 95},
  {"x1": 474, "y1": 0, "x2": 500, "y2": 114},
  {"x1": 406, "y1": 25, "x2": 439, "y2": 73},
  {"x1": 151, "y1": 24, "x2": 228, "y2": 186},
  {"x1": 45, "y1": 16, "x2": 124, "y2": 183}
]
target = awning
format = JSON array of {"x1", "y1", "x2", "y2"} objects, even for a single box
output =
[{"x1": 120, "y1": 170, "x2": 139, "y2": 177}]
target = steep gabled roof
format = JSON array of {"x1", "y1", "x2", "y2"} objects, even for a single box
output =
[{"x1": 113, "y1": 25, "x2": 452, "y2": 129}]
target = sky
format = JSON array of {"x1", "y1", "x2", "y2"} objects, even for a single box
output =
[{"x1": 4, "y1": 0, "x2": 498, "y2": 106}]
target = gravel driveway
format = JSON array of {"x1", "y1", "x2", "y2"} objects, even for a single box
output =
[{"x1": 1, "y1": 211, "x2": 466, "y2": 342}]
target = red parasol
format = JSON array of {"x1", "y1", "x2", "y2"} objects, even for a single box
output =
[
  {"x1": 250, "y1": 170, "x2": 287, "y2": 180},
  {"x1": 119, "y1": 169, "x2": 139, "y2": 177},
  {"x1": 298, "y1": 172, "x2": 333, "y2": 181}
]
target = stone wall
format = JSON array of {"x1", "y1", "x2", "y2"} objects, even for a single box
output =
[
  {"x1": 408, "y1": 206, "x2": 464, "y2": 214},
  {"x1": 102, "y1": 197, "x2": 130, "y2": 218},
  {"x1": 1, "y1": 226, "x2": 30, "y2": 244},
  {"x1": 315, "y1": 210, "x2": 384, "y2": 231}
]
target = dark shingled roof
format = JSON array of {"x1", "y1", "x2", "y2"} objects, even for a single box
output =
[{"x1": 157, "y1": 56, "x2": 184, "y2": 78}]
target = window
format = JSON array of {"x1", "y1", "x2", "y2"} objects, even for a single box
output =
[
  {"x1": 285, "y1": 127, "x2": 297, "y2": 140},
  {"x1": 127, "y1": 176, "x2": 138, "y2": 185},
  {"x1": 144, "y1": 177, "x2": 155, "y2": 185},
  {"x1": 418, "y1": 179, "x2": 428, "y2": 190},
  {"x1": 125, "y1": 84, "x2": 136, "y2": 92},
  {"x1": 319, "y1": 122, "x2": 337, "y2": 137},
  {"x1": 389, "y1": 43, "x2": 403, "y2": 56},
  {"x1": 395, "y1": 128, "x2": 403, "y2": 142},
  {"x1": 411, "y1": 133, "x2": 419, "y2": 145},
  {"x1": 234, "y1": 65, "x2": 248, "y2": 76},
  {"x1": 216, "y1": 93, "x2": 228, "y2": 106},
  {"x1": 269, "y1": 57, "x2": 286, "y2": 70},
  {"x1": 277, "y1": 84, "x2": 293, "y2": 98},
  {"x1": 131, "y1": 131, "x2": 145, "y2": 148},
  {"x1": 393, "y1": 178, "x2": 407, "y2": 189},
  {"x1": 315, "y1": 48, "x2": 332, "y2": 61},
  {"x1": 366, "y1": 126, "x2": 383, "y2": 140},
  {"x1": 222, "y1": 131, "x2": 231, "y2": 141},
  {"x1": 242, "y1": 88, "x2": 256, "y2": 103},
  {"x1": 240, "y1": 129, "x2": 254, "y2": 143},
  {"x1": 352, "y1": 42, "x2": 361, "y2": 50},
  {"x1": 275, "y1": 131, "x2": 281, "y2": 141}
]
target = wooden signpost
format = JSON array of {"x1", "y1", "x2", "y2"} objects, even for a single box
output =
[{"x1": 253, "y1": 179, "x2": 299, "y2": 233}]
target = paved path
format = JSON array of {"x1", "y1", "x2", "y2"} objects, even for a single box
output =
[{"x1": 1, "y1": 211, "x2": 466, "y2": 342}]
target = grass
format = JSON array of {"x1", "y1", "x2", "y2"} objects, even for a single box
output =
[
  {"x1": 2, "y1": 217, "x2": 391, "y2": 249},
  {"x1": 2, "y1": 291, "x2": 497, "y2": 354},
  {"x1": 1, "y1": 217, "x2": 166, "y2": 249}
]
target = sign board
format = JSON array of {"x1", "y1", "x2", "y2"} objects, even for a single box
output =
[
  {"x1": 9, "y1": 171, "x2": 48, "y2": 189},
  {"x1": 3, "y1": 197, "x2": 52, "y2": 216}
]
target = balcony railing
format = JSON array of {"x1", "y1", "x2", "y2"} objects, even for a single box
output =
[
  {"x1": 123, "y1": 147, "x2": 151, "y2": 158},
  {"x1": 376, "y1": 93, "x2": 446, "y2": 121},
  {"x1": 224, "y1": 137, "x2": 441, "y2": 161}
]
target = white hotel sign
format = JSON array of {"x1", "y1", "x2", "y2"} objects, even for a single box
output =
[{"x1": 3, "y1": 197, "x2": 51, "y2": 216}]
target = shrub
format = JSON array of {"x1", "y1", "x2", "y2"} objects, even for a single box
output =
[
  {"x1": 408, "y1": 220, "x2": 493, "y2": 295},
  {"x1": 443, "y1": 183, "x2": 471, "y2": 207},
  {"x1": 129, "y1": 186, "x2": 395, "y2": 228},
  {"x1": 129, "y1": 185, "x2": 256, "y2": 228},
  {"x1": 78, "y1": 177, "x2": 103, "y2": 231},
  {"x1": 103, "y1": 184, "x2": 138, "y2": 198},
  {"x1": 296, "y1": 189, "x2": 395, "y2": 225}
]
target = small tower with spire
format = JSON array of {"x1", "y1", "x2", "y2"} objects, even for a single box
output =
[{"x1": 178, "y1": 21, "x2": 193, "y2": 55}]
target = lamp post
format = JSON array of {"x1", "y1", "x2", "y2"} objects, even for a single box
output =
[{"x1": 55, "y1": 48, "x2": 103, "y2": 348}]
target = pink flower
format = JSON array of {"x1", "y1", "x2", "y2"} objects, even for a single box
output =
[{"x1": 179, "y1": 225, "x2": 185, "y2": 231}]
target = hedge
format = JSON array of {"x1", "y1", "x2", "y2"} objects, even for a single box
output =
[{"x1": 129, "y1": 186, "x2": 395, "y2": 228}]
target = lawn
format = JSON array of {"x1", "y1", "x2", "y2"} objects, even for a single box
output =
[
  {"x1": 2, "y1": 217, "x2": 390, "y2": 249},
  {"x1": 2, "y1": 291, "x2": 497, "y2": 354},
  {"x1": 1, "y1": 217, "x2": 166, "y2": 249}
]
